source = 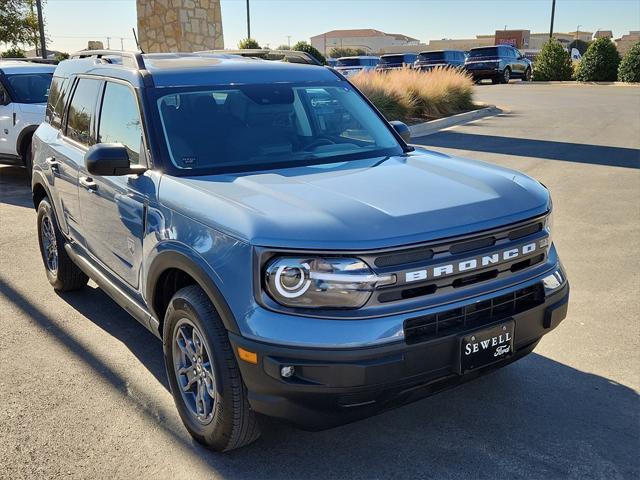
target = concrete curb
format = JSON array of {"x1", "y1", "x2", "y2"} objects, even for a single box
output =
[
  {"x1": 409, "y1": 105, "x2": 501, "y2": 138},
  {"x1": 526, "y1": 81, "x2": 639, "y2": 86}
]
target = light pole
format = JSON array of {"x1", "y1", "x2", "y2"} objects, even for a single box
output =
[
  {"x1": 246, "y1": 0, "x2": 251, "y2": 39},
  {"x1": 549, "y1": 0, "x2": 556, "y2": 39},
  {"x1": 286, "y1": 35, "x2": 291, "y2": 48},
  {"x1": 35, "y1": 0, "x2": 47, "y2": 59}
]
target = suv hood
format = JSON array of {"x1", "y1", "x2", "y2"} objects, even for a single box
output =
[{"x1": 159, "y1": 149, "x2": 550, "y2": 250}]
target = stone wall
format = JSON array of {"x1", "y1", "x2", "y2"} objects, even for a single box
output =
[{"x1": 136, "y1": 0, "x2": 223, "y2": 53}]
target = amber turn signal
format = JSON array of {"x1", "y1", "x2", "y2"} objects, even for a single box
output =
[{"x1": 237, "y1": 347, "x2": 258, "y2": 364}]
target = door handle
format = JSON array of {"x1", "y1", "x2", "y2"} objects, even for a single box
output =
[
  {"x1": 46, "y1": 157, "x2": 59, "y2": 169},
  {"x1": 79, "y1": 176, "x2": 97, "y2": 191}
]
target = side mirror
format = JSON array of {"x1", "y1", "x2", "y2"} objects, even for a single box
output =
[
  {"x1": 84, "y1": 143, "x2": 146, "y2": 176},
  {"x1": 390, "y1": 120, "x2": 411, "y2": 143}
]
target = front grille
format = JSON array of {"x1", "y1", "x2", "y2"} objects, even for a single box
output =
[
  {"x1": 403, "y1": 284, "x2": 544, "y2": 344},
  {"x1": 369, "y1": 215, "x2": 548, "y2": 304}
]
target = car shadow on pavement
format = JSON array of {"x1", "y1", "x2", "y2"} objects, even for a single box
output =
[
  {"x1": 2, "y1": 274, "x2": 638, "y2": 479},
  {"x1": 0, "y1": 165, "x2": 32, "y2": 208},
  {"x1": 414, "y1": 131, "x2": 640, "y2": 169}
]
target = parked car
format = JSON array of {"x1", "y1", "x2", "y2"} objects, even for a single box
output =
[
  {"x1": 334, "y1": 56, "x2": 379, "y2": 77},
  {"x1": 414, "y1": 50, "x2": 466, "y2": 71},
  {"x1": 464, "y1": 45, "x2": 533, "y2": 83},
  {"x1": 31, "y1": 49, "x2": 568, "y2": 452},
  {"x1": 0, "y1": 60, "x2": 55, "y2": 174},
  {"x1": 375, "y1": 53, "x2": 418, "y2": 71}
]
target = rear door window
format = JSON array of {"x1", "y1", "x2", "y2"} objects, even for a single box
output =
[
  {"x1": 66, "y1": 78, "x2": 101, "y2": 146},
  {"x1": 98, "y1": 82, "x2": 143, "y2": 164}
]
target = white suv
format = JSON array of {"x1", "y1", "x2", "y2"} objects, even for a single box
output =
[{"x1": 0, "y1": 61, "x2": 55, "y2": 174}]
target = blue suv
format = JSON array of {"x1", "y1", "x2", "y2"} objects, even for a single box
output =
[{"x1": 31, "y1": 50, "x2": 568, "y2": 451}]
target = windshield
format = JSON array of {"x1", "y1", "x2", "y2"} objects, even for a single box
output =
[
  {"x1": 336, "y1": 58, "x2": 365, "y2": 67},
  {"x1": 5, "y1": 73, "x2": 52, "y2": 103},
  {"x1": 468, "y1": 47, "x2": 499, "y2": 58},
  {"x1": 417, "y1": 52, "x2": 445, "y2": 62},
  {"x1": 156, "y1": 83, "x2": 402, "y2": 173},
  {"x1": 379, "y1": 55, "x2": 405, "y2": 65}
]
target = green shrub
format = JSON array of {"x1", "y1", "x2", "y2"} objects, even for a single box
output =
[
  {"x1": 238, "y1": 38, "x2": 260, "y2": 49},
  {"x1": 329, "y1": 47, "x2": 366, "y2": 58},
  {"x1": 533, "y1": 38, "x2": 573, "y2": 81},
  {"x1": 291, "y1": 41, "x2": 326, "y2": 65},
  {"x1": 275, "y1": 44, "x2": 290, "y2": 50},
  {"x1": 1, "y1": 47, "x2": 25, "y2": 58},
  {"x1": 618, "y1": 42, "x2": 640, "y2": 82},
  {"x1": 54, "y1": 52, "x2": 69, "y2": 62},
  {"x1": 575, "y1": 37, "x2": 620, "y2": 81}
]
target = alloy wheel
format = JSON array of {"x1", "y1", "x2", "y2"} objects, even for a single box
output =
[
  {"x1": 40, "y1": 214, "x2": 58, "y2": 274},
  {"x1": 172, "y1": 319, "x2": 217, "y2": 424}
]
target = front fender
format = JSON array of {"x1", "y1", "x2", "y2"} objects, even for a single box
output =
[{"x1": 144, "y1": 243, "x2": 241, "y2": 335}]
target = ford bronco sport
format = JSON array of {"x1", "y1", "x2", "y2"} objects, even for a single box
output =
[{"x1": 31, "y1": 50, "x2": 569, "y2": 452}]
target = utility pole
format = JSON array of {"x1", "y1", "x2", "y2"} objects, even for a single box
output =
[
  {"x1": 246, "y1": 0, "x2": 251, "y2": 39},
  {"x1": 120, "y1": 37, "x2": 124, "y2": 51},
  {"x1": 106, "y1": 37, "x2": 111, "y2": 49},
  {"x1": 35, "y1": 0, "x2": 47, "y2": 59},
  {"x1": 549, "y1": 0, "x2": 556, "y2": 39}
]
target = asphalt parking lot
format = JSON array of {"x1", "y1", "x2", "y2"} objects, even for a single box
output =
[{"x1": 1, "y1": 83, "x2": 638, "y2": 479}]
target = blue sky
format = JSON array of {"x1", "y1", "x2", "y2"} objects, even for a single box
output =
[{"x1": 40, "y1": 0, "x2": 640, "y2": 53}]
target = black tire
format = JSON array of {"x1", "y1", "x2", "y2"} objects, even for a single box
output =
[
  {"x1": 523, "y1": 67, "x2": 532, "y2": 81},
  {"x1": 491, "y1": 77, "x2": 499, "y2": 85},
  {"x1": 500, "y1": 67, "x2": 511, "y2": 84},
  {"x1": 163, "y1": 285, "x2": 260, "y2": 452},
  {"x1": 36, "y1": 197, "x2": 89, "y2": 291},
  {"x1": 24, "y1": 140, "x2": 33, "y2": 179}
]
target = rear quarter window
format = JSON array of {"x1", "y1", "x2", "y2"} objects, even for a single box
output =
[{"x1": 66, "y1": 78, "x2": 102, "y2": 146}]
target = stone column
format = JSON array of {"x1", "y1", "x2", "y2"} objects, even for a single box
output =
[{"x1": 136, "y1": 0, "x2": 224, "y2": 53}]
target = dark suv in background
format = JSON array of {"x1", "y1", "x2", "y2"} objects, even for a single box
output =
[
  {"x1": 414, "y1": 50, "x2": 466, "y2": 71},
  {"x1": 464, "y1": 45, "x2": 532, "y2": 84},
  {"x1": 375, "y1": 53, "x2": 418, "y2": 71}
]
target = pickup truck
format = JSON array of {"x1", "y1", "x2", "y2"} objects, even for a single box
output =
[{"x1": 31, "y1": 50, "x2": 569, "y2": 452}]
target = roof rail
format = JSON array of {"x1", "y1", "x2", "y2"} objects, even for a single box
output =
[
  {"x1": 71, "y1": 50, "x2": 146, "y2": 70},
  {"x1": 198, "y1": 49, "x2": 323, "y2": 66}
]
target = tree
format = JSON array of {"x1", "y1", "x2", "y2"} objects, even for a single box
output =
[
  {"x1": 238, "y1": 38, "x2": 260, "y2": 49},
  {"x1": 1, "y1": 47, "x2": 26, "y2": 58},
  {"x1": 275, "y1": 44, "x2": 290, "y2": 50},
  {"x1": 291, "y1": 41, "x2": 326, "y2": 64},
  {"x1": 618, "y1": 42, "x2": 640, "y2": 82},
  {"x1": 567, "y1": 39, "x2": 590, "y2": 56},
  {"x1": 328, "y1": 47, "x2": 367, "y2": 58},
  {"x1": 0, "y1": 0, "x2": 48, "y2": 53},
  {"x1": 0, "y1": 0, "x2": 31, "y2": 45},
  {"x1": 575, "y1": 37, "x2": 621, "y2": 82},
  {"x1": 533, "y1": 38, "x2": 573, "y2": 81}
]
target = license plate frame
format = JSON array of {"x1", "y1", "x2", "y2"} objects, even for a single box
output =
[{"x1": 458, "y1": 320, "x2": 515, "y2": 374}]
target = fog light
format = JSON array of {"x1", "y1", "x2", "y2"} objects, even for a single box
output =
[{"x1": 280, "y1": 366, "x2": 295, "y2": 378}]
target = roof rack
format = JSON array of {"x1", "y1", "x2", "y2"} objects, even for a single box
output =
[
  {"x1": 71, "y1": 50, "x2": 146, "y2": 70},
  {"x1": 198, "y1": 49, "x2": 323, "y2": 66}
]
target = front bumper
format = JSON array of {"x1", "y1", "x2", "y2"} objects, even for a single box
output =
[{"x1": 230, "y1": 270, "x2": 569, "y2": 429}]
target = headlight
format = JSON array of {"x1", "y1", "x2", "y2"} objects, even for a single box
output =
[
  {"x1": 264, "y1": 257, "x2": 395, "y2": 309},
  {"x1": 545, "y1": 207, "x2": 554, "y2": 246}
]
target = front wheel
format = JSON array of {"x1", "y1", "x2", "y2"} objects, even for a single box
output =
[
  {"x1": 36, "y1": 197, "x2": 88, "y2": 291},
  {"x1": 163, "y1": 285, "x2": 260, "y2": 452},
  {"x1": 523, "y1": 67, "x2": 532, "y2": 81}
]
